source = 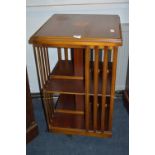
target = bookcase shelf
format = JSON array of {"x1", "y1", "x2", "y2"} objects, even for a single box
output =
[
  {"x1": 50, "y1": 94, "x2": 110, "y2": 132},
  {"x1": 45, "y1": 63, "x2": 112, "y2": 96},
  {"x1": 29, "y1": 14, "x2": 122, "y2": 138}
]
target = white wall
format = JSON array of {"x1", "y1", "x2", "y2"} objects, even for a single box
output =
[{"x1": 26, "y1": 0, "x2": 129, "y2": 93}]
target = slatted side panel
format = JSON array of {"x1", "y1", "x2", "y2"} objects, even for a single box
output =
[
  {"x1": 85, "y1": 47, "x2": 90, "y2": 131},
  {"x1": 33, "y1": 45, "x2": 50, "y2": 90}
]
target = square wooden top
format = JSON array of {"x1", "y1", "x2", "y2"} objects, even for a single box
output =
[{"x1": 29, "y1": 14, "x2": 122, "y2": 47}]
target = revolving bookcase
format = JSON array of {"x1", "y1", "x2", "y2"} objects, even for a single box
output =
[{"x1": 29, "y1": 14, "x2": 122, "y2": 138}]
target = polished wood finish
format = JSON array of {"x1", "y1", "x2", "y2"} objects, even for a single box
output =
[
  {"x1": 50, "y1": 127, "x2": 112, "y2": 138},
  {"x1": 29, "y1": 14, "x2": 122, "y2": 138},
  {"x1": 85, "y1": 47, "x2": 90, "y2": 131},
  {"x1": 101, "y1": 47, "x2": 109, "y2": 131},
  {"x1": 45, "y1": 47, "x2": 50, "y2": 76},
  {"x1": 93, "y1": 46, "x2": 99, "y2": 131},
  {"x1": 109, "y1": 47, "x2": 118, "y2": 130},
  {"x1": 33, "y1": 46, "x2": 43, "y2": 89},
  {"x1": 44, "y1": 72, "x2": 111, "y2": 95},
  {"x1": 29, "y1": 14, "x2": 122, "y2": 46},
  {"x1": 26, "y1": 71, "x2": 38, "y2": 143},
  {"x1": 54, "y1": 94, "x2": 84, "y2": 115},
  {"x1": 50, "y1": 60, "x2": 83, "y2": 80}
]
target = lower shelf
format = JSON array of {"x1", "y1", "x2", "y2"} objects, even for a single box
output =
[
  {"x1": 54, "y1": 94, "x2": 84, "y2": 115},
  {"x1": 44, "y1": 60, "x2": 112, "y2": 96},
  {"x1": 49, "y1": 94, "x2": 110, "y2": 133},
  {"x1": 44, "y1": 74, "x2": 111, "y2": 96}
]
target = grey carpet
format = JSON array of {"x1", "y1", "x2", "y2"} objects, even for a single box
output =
[{"x1": 27, "y1": 97, "x2": 129, "y2": 155}]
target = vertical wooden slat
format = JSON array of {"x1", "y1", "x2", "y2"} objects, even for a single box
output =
[
  {"x1": 93, "y1": 46, "x2": 99, "y2": 131},
  {"x1": 109, "y1": 47, "x2": 118, "y2": 131},
  {"x1": 42, "y1": 47, "x2": 48, "y2": 81},
  {"x1": 37, "y1": 46, "x2": 45, "y2": 88},
  {"x1": 43, "y1": 47, "x2": 49, "y2": 80},
  {"x1": 64, "y1": 48, "x2": 68, "y2": 60},
  {"x1": 45, "y1": 47, "x2": 50, "y2": 76},
  {"x1": 33, "y1": 46, "x2": 43, "y2": 90},
  {"x1": 57, "y1": 48, "x2": 62, "y2": 61},
  {"x1": 85, "y1": 47, "x2": 90, "y2": 131},
  {"x1": 101, "y1": 46, "x2": 108, "y2": 131},
  {"x1": 39, "y1": 47, "x2": 46, "y2": 85}
]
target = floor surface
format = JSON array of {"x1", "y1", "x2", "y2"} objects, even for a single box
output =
[{"x1": 27, "y1": 97, "x2": 129, "y2": 155}]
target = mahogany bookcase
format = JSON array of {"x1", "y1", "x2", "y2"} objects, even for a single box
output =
[{"x1": 29, "y1": 14, "x2": 122, "y2": 138}]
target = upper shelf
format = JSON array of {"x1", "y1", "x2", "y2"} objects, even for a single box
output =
[{"x1": 29, "y1": 14, "x2": 122, "y2": 47}]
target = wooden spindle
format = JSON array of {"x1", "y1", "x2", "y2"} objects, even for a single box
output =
[
  {"x1": 39, "y1": 47, "x2": 46, "y2": 85},
  {"x1": 57, "y1": 48, "x2": 62, "y2": 61},
  {"x1": 101, "y1": 46, "x2": 108, "y2": 131},
  {"x1": 42, "y1": 47, "x2": 48, "y2": 81},
  {"x1": 37, "y1": 46, "x2": 45, "y2": 88},
  {"x1": 93, "y1": 46, "x2": 99, "y2": 131},
  {"x1": 33, "y1": 46, "x2": 43, "y2": 89},
  {"x1": 109, "y1": 47, "x2": 118, "y2": 131},
  {"x1": 85, "y1": 47, "x2": 90, "y2": 131},
  {"x1": 64, "y1": 48, "x2": 68, "y2": 60},
  {"x1": 37, "y1": 47, "x2": 44, "y2": 85},
  {"x1": 43, "y1": 47, "x2": 49, "y2": 79},
  {"x1": 45, "y1": 47, "x2": 50, "y2": 76}
]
